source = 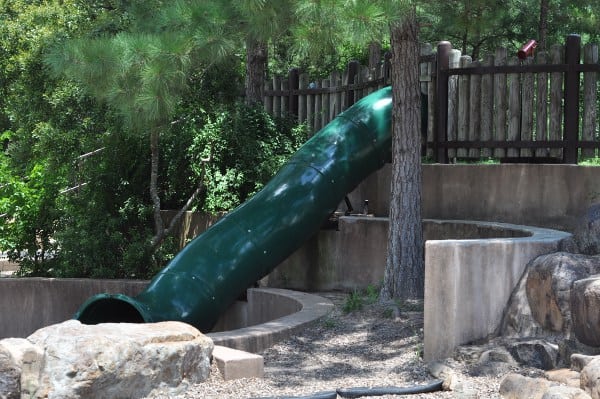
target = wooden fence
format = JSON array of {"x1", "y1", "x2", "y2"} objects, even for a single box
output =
[
  {"x1": 264, "y1": 47, "x2": 436, "y2": 135},
  {"x1": 264, "y1": 34, "x2": 600, "y2": 164}
]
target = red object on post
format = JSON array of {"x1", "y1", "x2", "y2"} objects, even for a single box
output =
[{"x1": 518, "y1": 40, "x2": 537, "y2": 59}]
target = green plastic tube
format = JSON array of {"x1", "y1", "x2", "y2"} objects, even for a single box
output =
[{"x1": 74, "y1": 86, "x2": 393, "y2": 332}]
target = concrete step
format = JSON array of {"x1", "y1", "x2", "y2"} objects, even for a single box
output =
[{"x1": 212, "y1": 345, "x2": 264, "y2": 381}]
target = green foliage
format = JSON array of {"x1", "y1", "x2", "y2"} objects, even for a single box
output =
[
  {"x1": 189, "y1": 103, "x2": 308, "y2": 214},
  {"x1": 365, "y1": 284, "x2": 380, "y2": 303},
  {"x1": 342, "y1": 290, "x2": 365, "y2": 313}
]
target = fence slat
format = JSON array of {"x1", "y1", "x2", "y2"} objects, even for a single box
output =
[
  {"x1": 480, "y1": 54, "x2": 494, "y2": 158},
  {"x1": 281, "y1": 78, "x2": 289, "y2": 117},
  {"x1": 446, "y1": 49, "x2": 461, "y2": 160},
  {"x1": 272, "y1": 76, "x2": 281, "y2": 118},
  {"x1": 535, "y1": 52, "x2": 549, "y2": 157},
  {"x1": 493, "y1": 48, "x2": 508, "y2": 158},
  {"x1": 264, "y1": 79, "x2": 273, "y2": 114},
  {"x1": 457, "y1": 55, "x2": 472, "y2": 158},
  {"x1": 468, "y1": 60, "x2": 481, "y2": 158},
  {"x1": 314, "y1": 80, "x2": 322, "y2": 132},
  {"x1": 321, "y1": 78, "x2": 330, "y2": 128},
  {"x1": 298, "y1": 73, "x2": 308, "y2": 124},
  {"x1": 549, "y1": 44, "x2": 564, "y2": 158},
  {"x1": 583, "y1": 43, "x2": 598, "y2": 159},
  {"x1": 306, "y1": 80, "x2": 314, "y2": 134},
  {"x1": 520, "y1": 57, "x2": 534, "y2": 157},
  {"x1": 507, "y1": 57, "x2": 521, "y2": 158},
  {"x1": 333, "y1": 71, "x2": 342, "y2": 118},
  {"x1": 563, "y1": 34, "x2": 581, "y2": 163}
]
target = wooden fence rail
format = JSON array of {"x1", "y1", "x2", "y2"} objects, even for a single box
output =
[{"x1": 264, "y1": 34, "x2": 600, "y2": 164}]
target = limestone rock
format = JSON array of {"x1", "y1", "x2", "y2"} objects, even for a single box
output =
[
  {"x1": 571, "y1": 277, "x2": 600, "y2": 347},
  {"x1": 501, "y1": 267, "x2": 546, "y2": 338},
  {"x1": 581, "y1": 358, "x2": 600, "y2": 399},
  {"x1": 27, "y1": 320, "x2": 214, "y2": 399},
  {"x1": 427, "y1": 361, "x2": 459, "y2": 390},
  {"x1": 508, "y1": 340, "x2": 559, "y2": 370},
  {"x1": 572, "y1": 354, "x2": 599, "y2": 372},
  {"x1": 542, "y1": 385, "x2": 592, "y2": 399},
  {"x1": 526, "y1": 252, "x2": 600, "y2": 334},
  {"x1": 471, "y1": 349, "x2": 518, "y2": 377},
  {"x1": 0, "y1": 346, "x2": 20, "y2": 399},
  {"x1": 544, "y1": 369, "x2": 581, "y2": 388},
  {"x1": 499, "y1": 373, "x2": 557, "y2": 399},
  {"x1": 573, "y1": 204, "x2": 600, "y2": 255},
  {"x1": 0, "y1": 338, "x2": 44, "y2": 398}
]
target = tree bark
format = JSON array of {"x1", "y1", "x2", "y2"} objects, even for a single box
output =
[
  {"x1": 381, "y1": 9, "x2": 424, "y2": 301},
  {"x1": 538, "y1": 0, "x2": 549, "y2": 51},
  {"x1": 245, "y1": 38, "x2": 268, "y2": 105}
]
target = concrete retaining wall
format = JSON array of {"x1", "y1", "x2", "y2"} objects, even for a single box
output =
[
  {"x1": 351, "y1": 164, "x2": 600, "y2": 230},
  {"x1": 423, "y1": 222, "x2": 571, "y2": 361},
  {"x1": 0, "y1": 278, "x2": 148, "y2": 339}
]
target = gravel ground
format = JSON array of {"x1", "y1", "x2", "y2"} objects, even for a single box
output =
[{"x1": 150, "y1": 292, "x2": 539, "y2": 399}]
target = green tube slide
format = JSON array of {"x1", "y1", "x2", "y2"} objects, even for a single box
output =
[{"x1": 74, "y1": 86, "x2": 393, "y2": 332}]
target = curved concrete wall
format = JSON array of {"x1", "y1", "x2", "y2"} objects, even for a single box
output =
[{"x1": 423, "y1": 222, "x2": 570, "y2": 361}]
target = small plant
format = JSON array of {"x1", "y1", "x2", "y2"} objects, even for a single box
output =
[
  {"x1": 395, "y1": 299, "x2": 424, "y2": 312},
  {"x1": 342, "y1": 290, "x2": 364, "y2": 313},
  {"x1": 365, "y1": 284, "x2": 380, "y2": 304},
  {"x1": 382, "y1": 307, "x2": 394, "y2": 319},
  {"x1": 321, "y1": 317, "x2": 337, "y2": 329}
]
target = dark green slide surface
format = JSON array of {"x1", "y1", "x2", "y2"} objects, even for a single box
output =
[{"x1": 74, "y1": 86, "x2": 393, "y2": 332}]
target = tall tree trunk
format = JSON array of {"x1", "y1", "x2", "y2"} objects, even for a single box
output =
[
  {"x1": 538, "y1": 0, "x2": 549, "y2": 51},
  {"x1": 245, "y1": 38, "x2": 268, "y2": 106},
  {"x1": 381, "y1": 9, "x2": 424, "y2": 301}
]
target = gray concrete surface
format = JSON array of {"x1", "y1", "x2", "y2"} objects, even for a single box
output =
[
  {"x1": 349, "y1": 163, "x2": 600, "y2": 231},
  {"x1": 208, "y1": 288, "x2": 334, "y2": 353},
  {"x1": 0, "y1": 278, "x2": 148, "y2": 339},
  {"x1": 0, "y1": 281, "x2": 333, "y2": 357},
  {"x1": 423, "y1": 222, "x2": 571, "y2": 361},
  {"x1": 265, "y1": 218, "x2": 536, "y2": 292}
]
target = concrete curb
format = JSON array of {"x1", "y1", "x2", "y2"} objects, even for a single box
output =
[{"x1": 208, "y1": 288, "x2": 334, "y2": 353}]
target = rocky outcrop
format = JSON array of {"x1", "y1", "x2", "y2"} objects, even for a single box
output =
[
  {"x1": 503, "y1": 251, "x2": 600, "y2": 341},
  {"x1": 572, "y1": 203, "x2": 600, "y2": 255},
  {"x1": 525, "y1": 253, "x2": 600, "y2": 335},
  {"x1": 499, "y1": 373, "x2": 557, "y2": 399},
  {"x1": 571, "y1": 276, "x2": 600, "y2": 347},
  {"x1": 0, "y1": 320, "x2": 213, "y2": 399}
]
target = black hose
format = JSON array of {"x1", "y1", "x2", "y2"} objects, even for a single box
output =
[
  {"x1": 253, "y1": 391, "x2": 338, "y2": 399},
  {"x1": 250, "y1": 379, "x2": 444, "y2": 399},
  {"x1": 337, "y1": 379, "x2": 444, "y2": 398}
]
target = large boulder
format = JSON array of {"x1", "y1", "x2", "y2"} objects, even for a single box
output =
[
  {"x1": 571, "y1": 277, "x2": 600, "y2": 347},
  {"x1": 573, "y1": 204, "x2": 600, "y2": 255},
  {"x1": 581, "y1": 358, "x2": 600, "y2": 399},
  {"x1": 0, "y1": 346, "x2": 20, "y2": 399},
  {"x1": 499, "y1": 373, "x2": 557, "y2": 399},
  {"x1": 23, "y1": 320, "x2": 213, "y2": 399},
  {"x1": 0, "y1": 338, "x2": 44, "y2": 398},
  {"x1": 507, "y1": 340, "x2": 559, "y2": 370},
  {"x1": 526, "y1": 253, "x2": 600, "y2": 335}
]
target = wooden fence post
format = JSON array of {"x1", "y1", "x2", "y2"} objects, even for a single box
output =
[
  {"x1": 563, "y1": 34, "x2": 581, "y2": 164},
  {"x1": 347, "y1": 60, "x2": 360, "y2": 107},
  {"x1": 288, "y1": 68, "x2": 299, "y2": 118},
  {"x1": 434, "y1": 41, "x2": 451, "y2": 163}
]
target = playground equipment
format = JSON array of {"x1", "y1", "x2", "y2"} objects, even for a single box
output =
[{"x1": 74, "y1": 87, "x2": 393, "y2": 332}]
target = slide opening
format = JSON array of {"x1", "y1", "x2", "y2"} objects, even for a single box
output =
[{"x1": 76, "y1": 295, "x2": 147, "y2": 325}]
